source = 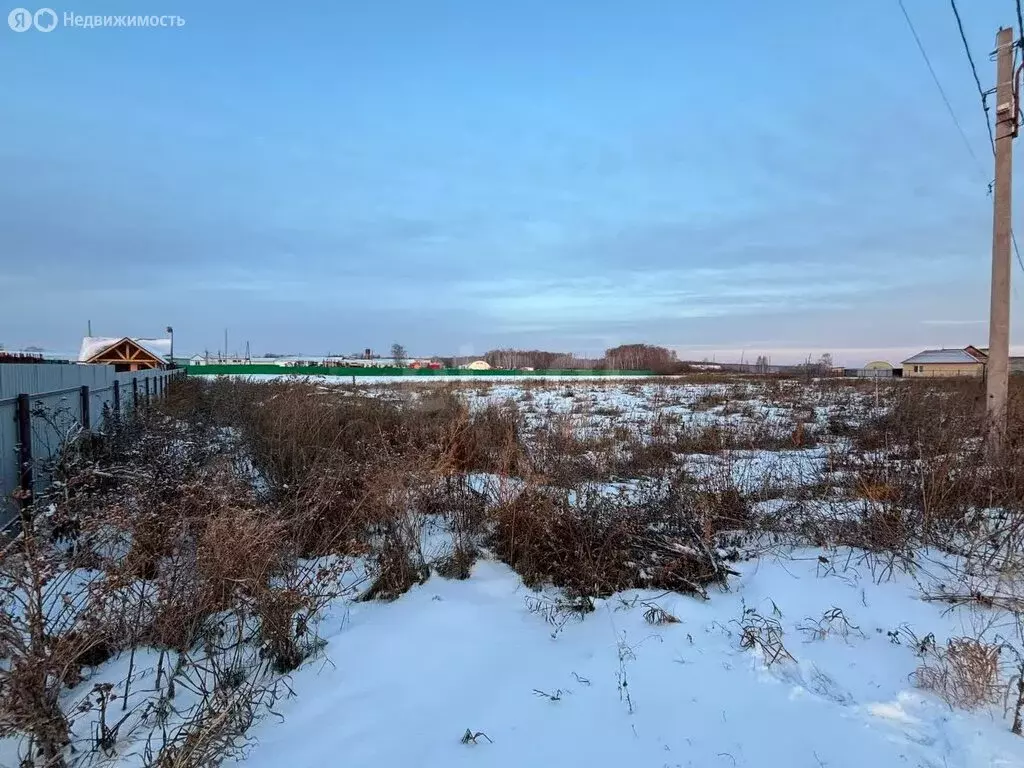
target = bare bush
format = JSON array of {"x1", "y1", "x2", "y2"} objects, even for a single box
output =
[
  {"x1": 915, "y1": 637, "x2": 1003, "y2": 710},
  {"x1": 735, "y1": 605, "x2": 795, "y2": 667}
]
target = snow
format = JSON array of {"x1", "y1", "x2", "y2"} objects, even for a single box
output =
[
  {"x1": 5, "y1": 377, "x2": 1021, "y2": 767},
  {"x1": 238, "y1": 553, "x2": 1024, "y2": 768},
  {"x1": 230, "y1": 373, "x2": 660, "y2": 384},
  {"x1": 78, "y1": 336, "x2": 171, "y2": 363}
]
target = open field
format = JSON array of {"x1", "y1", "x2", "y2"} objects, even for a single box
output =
[
  {"x1": 1, "y1": 375, "x2": 1024, "y2": 767},
  {"x1": 185, "y1": 365, "x2": 657, "y2": 379}
]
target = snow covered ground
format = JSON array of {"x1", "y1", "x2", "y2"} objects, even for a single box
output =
[
  {"x1": 3, "y1": 376, "x2": 1021, "y2": 768},
  {"x1": 241, "y1": 552, "x2": 1023, "y2": 768},
  {"x1": 231, "y1": 373, "x2": 660, "y2": 385}
]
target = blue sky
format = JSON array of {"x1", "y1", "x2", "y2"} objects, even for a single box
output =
[{"x1": 1, "y1": 0, "x2": 1022, "y2": 364}]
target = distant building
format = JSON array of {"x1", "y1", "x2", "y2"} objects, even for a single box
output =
[
  {"x1": 462, "y1": 360, "x2": 492, "y2": 371},
  {"x1": 856, "y1": 361, "x2": 894, "y2": 378},
  {"x1": 901, "y1": 348, "x2": 984, "y2": 378},
  {"x1": 969, "y1": 347, "x2": 1024, "y2": 374},
  {"x1": 79, "y1": 336, "x2": 170, "y2": 372}
]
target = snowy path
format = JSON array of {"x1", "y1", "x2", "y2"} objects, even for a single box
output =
[{"x1": 243, "y1": 553, "x2": 1024, "y2": 768}]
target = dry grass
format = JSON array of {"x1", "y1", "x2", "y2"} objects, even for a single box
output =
[
  {"x1": 915, "y1": 637, "x2": 1004, "y2": 710},
  {"x1": 5, "y1": 372, "x2": 1024, "y2": 763}
]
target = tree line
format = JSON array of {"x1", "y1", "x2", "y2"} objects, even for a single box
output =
[{"x1": 469, "y1": 344, "x2": 683, "y2": 372}]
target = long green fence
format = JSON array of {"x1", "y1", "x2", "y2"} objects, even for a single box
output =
[{"x1": 184, "y1": 364, "x2": 654, "y2": 377}]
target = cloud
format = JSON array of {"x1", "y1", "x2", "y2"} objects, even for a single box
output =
[{"x1": 455, "y1": 260, "x2": 921, "y2": 330}]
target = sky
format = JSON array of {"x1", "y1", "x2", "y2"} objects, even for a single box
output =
[{"x1": 2, "y1": 0, "x2": 1023, "y2": 366}]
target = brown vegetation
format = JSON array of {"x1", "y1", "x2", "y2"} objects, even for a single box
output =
[{"x1": 4, "y1": 372, "x2": 1024, "y2": 764}]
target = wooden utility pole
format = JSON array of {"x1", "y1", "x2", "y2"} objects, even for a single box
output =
[{"x1": 986, "y1": 26, "x2": 1017, "y2": 447}]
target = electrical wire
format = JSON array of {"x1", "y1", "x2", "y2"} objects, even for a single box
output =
[
  {"x1": 1016, "y1": 0, "x2": 1024, "y2": 50},
  {"x1": 899, "y1": 2, "x2": 1024, "y2": 279},
  {"x1": 949, "y1": 1, "x2": 1024, "y2": 276},
  {"x1": 1012, "y1": 1, "x2": 1024, "y2": 275},
  {"x1": 897, "y1": 0, "x2": 987, "y2": 178},
  {"x1": 950, "y1": 0, "x2": 997, "y2": 154}
]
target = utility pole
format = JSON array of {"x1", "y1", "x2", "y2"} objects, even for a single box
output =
[{"x1": 986, "y1": 26, "x2": 1017, "y2": 448}]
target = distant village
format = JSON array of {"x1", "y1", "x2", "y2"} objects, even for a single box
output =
[{"x1": 1, "y1": 335, "x2": 1023, "y2": 378}]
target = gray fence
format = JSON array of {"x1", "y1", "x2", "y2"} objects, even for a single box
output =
[{"x1": 0, "y1": 364, "x2": 184, "y2": 530}]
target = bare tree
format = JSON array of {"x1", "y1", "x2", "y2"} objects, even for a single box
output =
[
  {"x1": 391, "y1": 343, "x2": 408, "y2": 366},
  {"x1": 604, "y1": 344, "x2": 677, "y2": 372}
]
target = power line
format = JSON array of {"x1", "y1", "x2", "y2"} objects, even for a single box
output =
[
  {"x1": 899, "y1": 2, "x2": 1024, "y2": 278},
  {"x1": 948, "y1": 1, "x2": 1024, "y2": 278},
  {"x1": 897, "y1": 0, "x2": 987, "y2": 177},
  {"x1": 1016, "y1": 0, "x2": 1024, "y2": 50},
  {"x1": 1009, "y1": 0, "x2": 1024, "y2": 276},
  {"x1": 949, "y1": 0, "x2": 996, "y2": 153}
]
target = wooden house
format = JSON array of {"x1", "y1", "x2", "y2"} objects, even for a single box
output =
[{"x1": 78, "y1": 336, "x2": 170, "y2": 372}]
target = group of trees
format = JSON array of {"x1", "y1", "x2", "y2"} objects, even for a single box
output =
[
  {"x1": 603, "y1": 344, "x2": 678, "y2": 372},
  {"x1": 482, "y1": 349, "x2": 597, "y2": 370},
  {"x1": 381, "y1": 342, "x2": 686, "y2": 372},
  {"x1": 476, "y1": 344, "x2": 682, "y2": 372}
]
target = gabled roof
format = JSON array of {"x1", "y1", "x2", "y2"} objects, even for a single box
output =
[
  {"x1": 901, "y1": 349, "x2": 984, "y2": 365},
  {"x1": 79, "y1": 336, "x2": 170, "y2": 363}
]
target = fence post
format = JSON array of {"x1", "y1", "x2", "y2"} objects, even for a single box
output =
[
  {"x1": 132, "y1": 378, "x2": 139, "y2": 410},
  {"x1": 113, "y1": 379, "x2": 121, "y2": 416},
  {"x1": 80, "y1": 385, "x2": 91, "y2": 431},
  {"x1": 145, "y1": 377, "x2": 151, "y2": 406},
  {"x1": 16, "y1": 393, "x2": 33, "y2": 511}
]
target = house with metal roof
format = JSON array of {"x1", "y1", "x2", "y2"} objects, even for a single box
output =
[
  {"x1": 969, "y1": 347, "x2": 1024, "y2": 373},
  {"x1": 901, "y1": 348, "x2": 985, "y2": 378}
]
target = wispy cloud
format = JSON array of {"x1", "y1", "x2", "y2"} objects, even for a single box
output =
[{"x1": 456, "y1": 261, "x2": 917, "y2": 329}]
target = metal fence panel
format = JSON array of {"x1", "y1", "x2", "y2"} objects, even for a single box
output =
[{"x1": 0, "y1": 364, "x2": 183, "y2": 530}]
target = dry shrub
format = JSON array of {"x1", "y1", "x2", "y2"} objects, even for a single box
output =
[
  {"x1": 435, "y1": 546, "x2": 478, "y2": 580},
  {"x1": 736, "y1": 606, "x2": 794, "y2": 667},
  {"x1": 416, "y1": 477, "x2": 487, "y2": 528},
  {"x1": 692, "y1": 391, "x2": 729, "y2": 411},
  {"x1": 528, "y1": 420, "x2": 613, "y2": 486},
  {"x1": 667, "y1": 421, "x2": 817, "y2": 455},
  {"x1": 915, "y1": 637, "x2": 1003, "y2": 710},
  {"x1": 490, "y1": 488, "x2": 637, "y2": 597},
  {"x1": 490, "y1": 483, "x2": 729, "y2": 600},
  {"x1": 615, "y1": 441, "x2": 677, "y2": 477},
  {"x1": 841, "y1": 376, "x2": 1024, "y2": 552},
  {"x1": 418, "y1": 478, "x2": 486, "y2": 580},
  {"x1": 642, "y1": 603, "x2": 680, "y2": 625},
  {"x1": 695, "y1": 486, "x2": 751, "y2": 534},
  {"x1": 146, "y1": 583, "x2": 217, "y2": 653},
  {"x1": 188, "y1": 380, "x2": 521, "y2": 558},
  {"x1": 0, "y1": 399, "x2": 350, "y2": 766},
  {"x1": 256, "y1": 588, "x2": 310, "y2": 673},
  {"x1": 360, "y1": 522, "x2": 430, "y2": 602},
  {"x1": 442, "y1": 402, "x2": 525, "y2": 475},
  {"x1": 197, "y1": 510, "x2": 285, "y2": 604},
  {"x1": 854, "y1": 477, "x2": 900, "y2": 504},
  {"x1": 856, "y1": 504, "x2": 917, "y2": 554}
]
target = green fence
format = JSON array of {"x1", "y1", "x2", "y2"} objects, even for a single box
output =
[{"x1": 184, "y1": 364, "x2": 654, "y2": 377}]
